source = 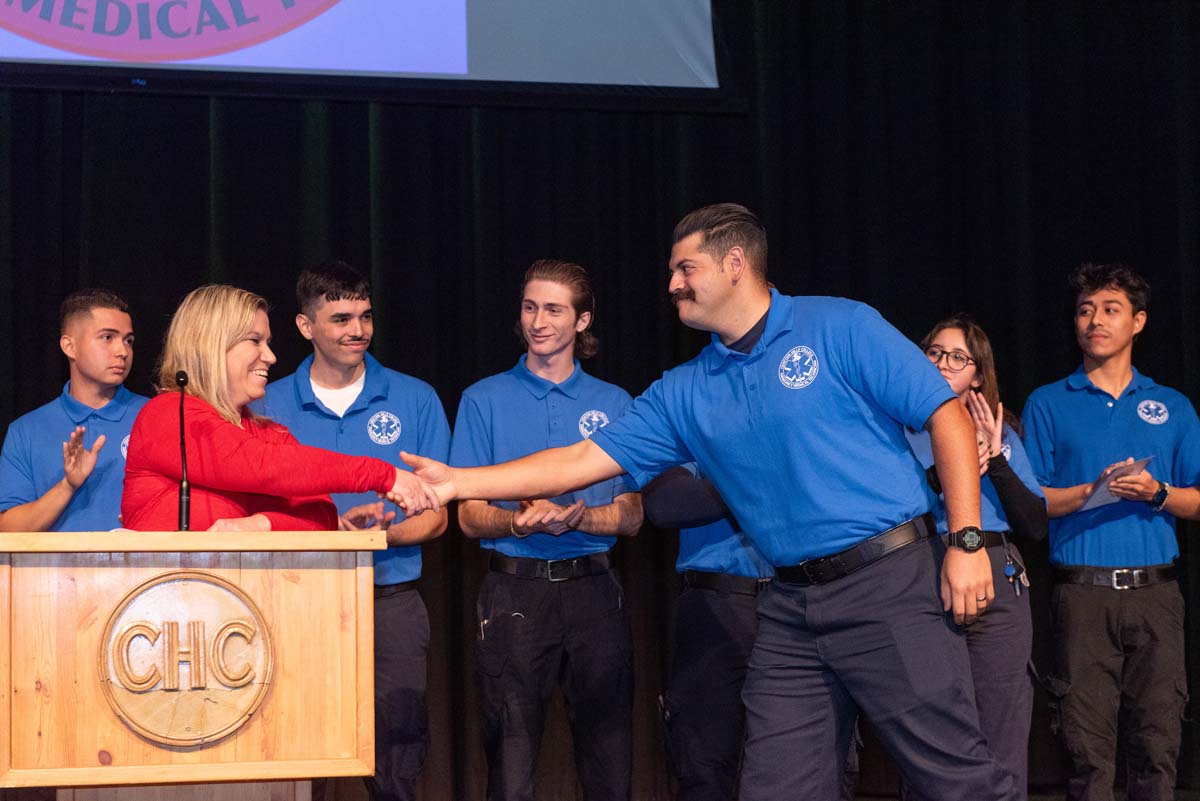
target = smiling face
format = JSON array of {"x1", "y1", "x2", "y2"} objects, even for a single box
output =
[
  {"x1": 520, "y1": 279, "x2": 590, "y2": 362},
  {"x1": 298, "y1": 297, "x2": 373, "y2": 374},
  {"x1": 1074, "y1": 286, "x2": 1146, "y2": 363},
  {"x1": 667, "y1": 231, "x2": 736, "y2": 333},
  {"x1": 225, "y1": 309, "x2": 276, "y2": 410},
  {"x1": 61, "y1": 306, "x2": 135, "y2": 392}
]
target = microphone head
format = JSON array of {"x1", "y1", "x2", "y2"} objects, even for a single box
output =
[{"x1": 175, "y1": 371, "x2": 189, "y2": 388}]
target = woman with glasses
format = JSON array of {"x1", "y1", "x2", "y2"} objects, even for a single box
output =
[{"x1": 902, "y1": 314, "x2": 1048, "y2": 799}]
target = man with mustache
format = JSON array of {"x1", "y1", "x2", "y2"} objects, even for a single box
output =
[
  {"x1": 400, "y1": 204, "x2": 1012, "y2": 799},
  {"x1": 1023, "y1": 263, "x2": 1200, "y2": 801},
  {"x1": 262, "y1": 261, "x2": 451, "y2": 801},
  {"x1": 0, "y1": 288, "x2": 147, "y2": 532}
]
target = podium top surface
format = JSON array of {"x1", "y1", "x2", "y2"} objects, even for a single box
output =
[{"x1": 0, "y1": 530, "x2": 388, "y2": 552}]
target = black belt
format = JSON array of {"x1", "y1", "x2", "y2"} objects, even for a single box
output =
[
  {"x1": 775, "y1": 513, "x2": 935, "y2": 586},
  {"x1": 682, "y1": 570, "x2": 772, "y2": 597},
  {"x1": 374, "y1": 579, "x2": 419, "y2": 599},
  {"x1": 489, "y1": 551, "x2": 612, "y2": 582},
  {"x1": 1054, "y1": 563, "x2": 1177, "y2": 590}
]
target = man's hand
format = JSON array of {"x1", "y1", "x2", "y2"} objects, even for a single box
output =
[
  {"x1": 399, "y1": 452, "x2": 457, "y2": 507},
  {"x1": 340, "y1": 501, "x2": 397, "y2": 531},
  {"x1": 62, "y1": 425, "x2": 106, "y2": 490},
  {"x1": 208, "y1": 514, "x2": 271, "y2": 531},
  {"x1": 941, "y1": 546, "x2": 994, "y2": 625},
  {"x1": 385, "y1": 463, "x2": 445, "y2": 513},
  {"x1": 514, "y1": 498, "x2": 586, "y2": 536},
  {"x1": 1109, "y1": 463, "x2": 1158, "y2": 503}
]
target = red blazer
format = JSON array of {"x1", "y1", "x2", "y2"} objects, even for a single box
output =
[{"x1": 122, "y1": 393, "x2": 395, "y2": 531}]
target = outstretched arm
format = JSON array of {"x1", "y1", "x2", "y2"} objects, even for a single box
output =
[{"x1": 402, "y1": 438, "x2": 624, "y2": 507}]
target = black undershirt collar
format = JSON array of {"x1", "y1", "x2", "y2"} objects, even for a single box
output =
[{"x1": 726, "y1": 309, "x2": 770, "y2": 354}]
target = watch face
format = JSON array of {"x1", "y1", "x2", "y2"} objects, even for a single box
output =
[{"x1": 963, "y1": 529, "x2": 983, "y2": 550}]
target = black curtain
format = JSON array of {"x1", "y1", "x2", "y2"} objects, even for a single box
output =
[{"x1": 3, "y1": 2, "x2": 1200, "y2": 797}]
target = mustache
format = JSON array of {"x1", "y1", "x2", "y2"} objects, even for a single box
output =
[{"x1": 669, "y1": 289, "x2": 695, "y2": 306}]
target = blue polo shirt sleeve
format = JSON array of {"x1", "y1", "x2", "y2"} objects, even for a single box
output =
[
  {"x1": 413, "y1": 389, "x2": 452, "y2": 466},
  {"x1": 449, "y1": 392, "x2": 494, "y2": 469},
  {"x1": 590, "y1": 376, "x2": 692, "y2": 489},
  {"x1": 1002, "y1": 424, "x2": 1045, "y2": 499},
  {"x1": 0, "y1": 421, "x2": 37, "y2": 511},
  {"x1": 1020, "y1": 392, "x2": 1055, "y2": 487},
  {"x1": 837, "y1": 304, "x2": 955, "y2": 431},
  {"x1": 1168, "y1": 398, "x2": 1200, "y2": 489}
]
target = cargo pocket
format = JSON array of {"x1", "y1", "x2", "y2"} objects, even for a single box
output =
[
  {"x1": 658, "y1": 691, "x2": 694, "y2": 783},
  {"x1": 1043, "y1": 675, "x2": 1071, "y2": 737}
]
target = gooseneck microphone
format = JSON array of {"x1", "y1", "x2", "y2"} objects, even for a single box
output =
[{"x1": 176, "y1": 370, "x2": 190, "y2": 531}]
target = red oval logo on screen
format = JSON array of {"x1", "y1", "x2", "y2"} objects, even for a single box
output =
[{"x1": 0, "y1": 0, "x2": 342, "y2": 62}]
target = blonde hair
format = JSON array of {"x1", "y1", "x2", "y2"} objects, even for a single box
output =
[{"x1": 157, "y1": 285, "x2": 268, "y2": 424}]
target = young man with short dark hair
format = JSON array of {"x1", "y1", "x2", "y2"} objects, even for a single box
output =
[
  {"x1": 1023, "y1": 263, "x2": 1200, "y2": 801},
  {"x1": 0, "y1": 289, "x2": 147, "y2": 532},
  {"x1": 262, "y1": 261, "x2": 451, "y2": 801}
]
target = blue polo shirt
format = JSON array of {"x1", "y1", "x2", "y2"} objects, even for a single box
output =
[
  {"x1": 905, "y1": 424, "x2": 1044, "y2": 534},
  {"x1": 0, "y1": 383, "x2": 148, "y2": 531},
  {"x1": 591, "y1": 291, "x2": 954, "y2": 566},
  {"x1": 450, "y1": 355, "x2": 636, "y2": 560},
  {"x1": 673, "y1": 464, "x2": 774, "y2": 578},
  {"x1": 1022, "y1": 366, "x2": 1200, "y2": 567},
  {"x1": 261, "y1": 353, "x2": 451, "y2": 584}
]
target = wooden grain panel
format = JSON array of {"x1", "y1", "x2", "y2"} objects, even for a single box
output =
[
  {"x1": 2, "y1": 542, "x2": 374, "y2": 788},
  {"x1": 355, "y1": 552, "x2": 374, "y2": 771},
  {"x1": 58, "y1": 778, "x2": 311, "y2": 800},
  {"x1": 12, "y1": 756, "x2": 368, "y2": 786},
  {"x1": 0, "y1": 557, "x2": 11, "y2": 783}
]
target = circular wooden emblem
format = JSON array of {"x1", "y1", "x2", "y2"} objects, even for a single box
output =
[{"x1": 98, "y1": 570, "x2": 273, "y2": 747}]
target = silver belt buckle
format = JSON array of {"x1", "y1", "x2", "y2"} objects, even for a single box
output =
[
  {"x1": 1110, "y1": 568, "x2": 1138, "y2": 590},
  {"x1": 547, "y1": 559, "x2": 573, "y2": 582}
]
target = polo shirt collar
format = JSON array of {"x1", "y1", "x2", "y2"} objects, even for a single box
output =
[
  {"x1": 1064, "y1": 364, "x2": 1157, "y2": 397},
  {"x1": 511, "y1": 354, "x2": 584, "y2": 400},
  {"x1": 292, "y1": 352, "x2": 388, "y2": 415},
  {"x1": 706, "y1": 288, "x2": 794, "y2": 372},
  {"x1": 58, "y1": 382, "x2": 136, "y2": 424}
]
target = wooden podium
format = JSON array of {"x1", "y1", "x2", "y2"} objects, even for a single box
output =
[{"x1": 0, "y1": 531, "x2": 386, "y2": 800}]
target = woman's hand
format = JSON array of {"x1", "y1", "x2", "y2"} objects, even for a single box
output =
[
  {"x1": 208, "y1": 514, "x2": 271, "y2": 531},
  {"x1": 966, "y1": 391, "x2": 1003, "y2": 476}
]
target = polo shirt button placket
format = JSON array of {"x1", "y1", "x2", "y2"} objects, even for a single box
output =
[{"x1": 744, "y1": 364, "x2": 761, "y2": 418}]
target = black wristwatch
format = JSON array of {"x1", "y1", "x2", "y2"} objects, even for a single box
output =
[
  {"x1": 947, "y1": 525, "x2": 985, "y2": 553},
  {"x1": 1150, "y1": 481, "x2": 1171, "y2": 512}
]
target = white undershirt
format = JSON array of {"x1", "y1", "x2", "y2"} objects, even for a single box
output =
[{"x1": 311, "y1": 371, "x2": 365, "y2": 418}]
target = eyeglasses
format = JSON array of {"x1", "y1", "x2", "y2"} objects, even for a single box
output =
[{"x1": 924, "y1": 346, "x2": 975, "y2": 372}]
